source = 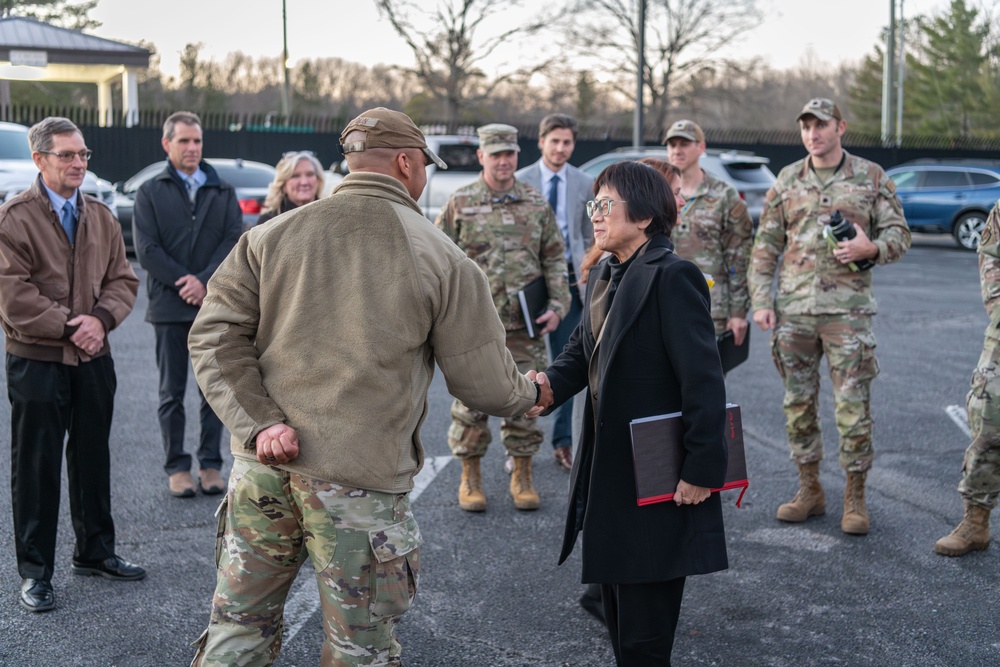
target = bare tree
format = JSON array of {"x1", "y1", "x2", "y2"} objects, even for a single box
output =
[
  {"x1": 570, "y1": 0, "x2": 763, "y2": 136},
  {"x1": 374, "y1": 0, "x2": 565, "y2": 123}
]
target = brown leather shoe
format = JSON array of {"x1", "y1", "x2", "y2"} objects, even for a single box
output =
[
  {"x1": 199, "y1": 468, "x2": 226, "y2": 495},
  {"x1": 553, "y1": 446, "x2": 572, "y2": 470},
  {"x1": 168, "y1": 471, "x2": 196, "y2": 498}
]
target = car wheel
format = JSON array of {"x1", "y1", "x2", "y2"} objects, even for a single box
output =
[{"x1": 953, "y1": 212, "x2": 987, "y2": 251}]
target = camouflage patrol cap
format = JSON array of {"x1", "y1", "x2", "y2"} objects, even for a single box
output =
[
  {"x1": 340, "y1": 107, "x2": 447, "y2": 169},
  {"x1": 477, "y1": 123, "x2": 520, "y2": 155},
  {"x1": 796, "y1": 98, "x2": 843, "y2": 123},
  {"x1": 664, "y1": 119, "x2": 705, "y2": 144}
]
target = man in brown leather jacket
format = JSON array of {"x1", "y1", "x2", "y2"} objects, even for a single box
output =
[{"x1": 0, "y1": 117, "x2": 144, "y2": 613}]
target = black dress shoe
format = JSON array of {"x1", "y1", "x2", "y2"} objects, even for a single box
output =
[
  {"x1": 19, "y1": 578, "x2": 55, "y2": 612},
  {"x1": 71, "y1": 555, "x2": 146, "y2": 581}
]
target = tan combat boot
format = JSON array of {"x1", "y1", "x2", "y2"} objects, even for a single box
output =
[
  {"x1": 458, "y1": 457, "x2": 486, "y2": 512},
  {"x1": 776, "y1": 461, "x2": 825, "y2": 522},
  {"x1": 841, "y1": 471, "x2": 869, "y2": 535},
  {"x1": 934, "y1": 502, "x2": 991, "y2": 556},
  {"x1": 510, "y1": 456, "x2": 540, "y2": 510}
]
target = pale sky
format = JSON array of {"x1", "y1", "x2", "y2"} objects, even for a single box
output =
[{"x1": 89, "y1": 0, "x2": 949, "y2": 79}]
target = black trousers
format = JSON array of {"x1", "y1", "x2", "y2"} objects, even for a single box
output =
[
  {"x1": 601, "y1": 577, "x2": 687, "y2": 667},
  {"x1": 153, "y1": 322, "x2": 223, "y2": 475},
  {"x1": 7, "y1": 354, "x2": 118, "y2": 581}
]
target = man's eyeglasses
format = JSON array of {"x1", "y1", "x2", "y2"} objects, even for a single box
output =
[
  {"x1": 586, "y1": 199, "x2": 627, "y2": 217},
  {"x1": 38, "y1": 149, "x2": 92, "y2": 162}
]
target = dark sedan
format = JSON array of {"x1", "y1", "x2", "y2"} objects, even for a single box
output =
[
  {"x1": 886, "y1": 159, "x2": 1000, "y2": 251},
  {"x1": 115, "y1": 158, "x2": 275, "y2": 253}
]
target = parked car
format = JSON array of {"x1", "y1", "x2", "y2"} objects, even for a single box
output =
[
  {"x1": 578, "y1": 146, "x2": 776, "y2": 223},
  {"x1": 115, "y1": 158, "x2": 276, "y2": 253},
  {"x1": 0, "y1": 121, "x2": 117, "y2": 216},
  {"x1": 885, "y1": 159, "x2": 1000, "y2": 251}
]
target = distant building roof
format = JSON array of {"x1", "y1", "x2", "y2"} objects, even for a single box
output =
[{"x1": 0, "y1": 16, "x2": 149, "y2": 68}]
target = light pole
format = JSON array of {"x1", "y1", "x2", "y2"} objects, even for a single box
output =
[
  {"x1": 633, "y1": 0, "x2": 645, "y2": 148},
  {"x1": 281, "y1": 0, "x2": 291, "y2": 119}
]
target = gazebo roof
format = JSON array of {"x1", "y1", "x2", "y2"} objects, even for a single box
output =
[{"x1": 0, "y1": 16, "x2": 149, "y2": 68}]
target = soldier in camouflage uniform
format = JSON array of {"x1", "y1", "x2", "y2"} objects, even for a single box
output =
[
  {"x1": 665, "y1": 119, "x2": 753, "y2": 343},
  {"x1": 187, "y1": 108, "x2": 549, "y2": 665},
  {"x1": 749, "y1": 98, "x2": 911, "y2": 536},
  {"x1": 436, "y1": 123, "x2": 570, "y2": 512},
  {"x1": 934, "y1": 201, "x2": 1000, "y2": 556}
]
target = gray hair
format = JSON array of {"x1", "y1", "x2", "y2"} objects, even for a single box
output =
[
  {"x1": 28, "y1": 117, "x2": 81, "y2": 152},
  {"x1": 263, "y1": 152, "x2": 325, "y2": 211},
  {"x1": 163, "y1": 111, "x2": 202, "y2": 140}
]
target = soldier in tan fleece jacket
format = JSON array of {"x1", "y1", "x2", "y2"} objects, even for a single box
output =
[{"x1": 187, "y1": 107, "x2": 552, "y2": 667}]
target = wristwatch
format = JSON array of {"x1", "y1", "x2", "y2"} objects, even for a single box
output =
[{"x1": 532, "y1": 380, "x2": 541, "y2": 404}]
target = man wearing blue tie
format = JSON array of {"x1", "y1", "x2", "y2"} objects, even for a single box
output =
[
  {"x1": 133, "y1": 111, "x2": 242, "y2": 499},
  {"x1": 0, "y1": 117, "x2": 143, "y2": 612},
  {"x1": 516, "y1": 114, "x2": 595, "y2": 470}
]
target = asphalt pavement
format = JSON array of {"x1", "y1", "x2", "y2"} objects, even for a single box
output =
[{"x1": 0, "y1": 233, "x2": 997, "y2": 667}]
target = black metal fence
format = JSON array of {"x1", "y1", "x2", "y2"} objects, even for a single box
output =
[{"x1": 5, "y1": 105, "x2": 998, "y2": 184}]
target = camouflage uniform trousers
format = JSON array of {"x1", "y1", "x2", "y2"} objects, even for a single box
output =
[
  {"x1": 770, "y1": 313, "x2": 880, "y2": 472},
  {"x1": 960, "y1": 335, "x2": 1000, "y2": 509},
  {"x1": 448, "y1": 328, "x2": 547, "y2": 459},
  {"x1": 191, "y1": 458, "x2": 420, "y2": 667}
]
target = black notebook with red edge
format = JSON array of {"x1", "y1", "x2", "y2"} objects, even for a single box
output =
[{"x1": 629, "y1": 403, "x2": 749, "y2": 507}]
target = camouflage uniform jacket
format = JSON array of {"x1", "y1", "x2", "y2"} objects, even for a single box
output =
[
  {"x1": 674, "y1": 170, "x2": 753, "y2": 323},
  {"x1": 749, "y1": 151, "x2": 911, "y2": 316},
  {"x1": 436, "y1": 175, "x2": 570, "y2": 331},
  {"x1": 977, "y1": 201, "x2": 1000, "y2": 340}
]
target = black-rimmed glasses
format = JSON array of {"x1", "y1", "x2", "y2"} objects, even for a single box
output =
[
  {"x1": 38, "y1": 149, "x2": 92, "y2": 162},
  {"x1": 586, "y1": 199, "x2": 627, "y2": 217}
]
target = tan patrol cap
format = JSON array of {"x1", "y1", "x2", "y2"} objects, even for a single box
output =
[
  {"x1": 340, "y1": 107, "x2": 447, "y2": 169},
  {"x1": 796, "y1": 98, "x2": 842, "y2": 122},
  {"x1": 664, "y1": 119, "x2": 705, "y2": 144},
  {"x1": 477, "y1": 123, "x2": 520, "y2": 155}
]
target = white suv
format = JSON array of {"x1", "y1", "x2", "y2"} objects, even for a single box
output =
[
  {"x1": 0, "y1": 121, "x2": 117, "y2": 216},
  {"x1": 579, "y1": 146, "x2": 776, "y2": 224}
]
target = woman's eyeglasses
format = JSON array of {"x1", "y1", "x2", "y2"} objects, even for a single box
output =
[{"x1": 586, "y1": 199, "x2": 627, "y2": 217}]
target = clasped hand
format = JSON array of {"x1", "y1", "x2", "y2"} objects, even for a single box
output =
[
  {"x1": 255, "y1": 423, "x2": 300, "y2": 465},
  {"x1": 523, "y1": 370, "x2": 553, "y2": 418}
]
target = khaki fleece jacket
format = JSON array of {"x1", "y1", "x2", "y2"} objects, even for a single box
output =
[
  {"x1": 189, "y1": 171, "x2": 538, "y2": 493},
  {"x1": 0, "y1": 176, "x2": 137, "y2": 365}
]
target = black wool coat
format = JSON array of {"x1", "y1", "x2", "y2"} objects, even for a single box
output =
[
  {"x1": 545, "y1": 233, "x2": 729, "y2": 584},
  {"x1": 132, "y1": 161, "x2": 242, "y2": 324}
]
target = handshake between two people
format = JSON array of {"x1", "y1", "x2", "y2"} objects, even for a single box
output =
[
  {"x1": 524, "y1": 370, "x2": 553, "y2": 419},
  {"x1": 253, "y1": 370, "x2": 556, "y2": 467}
]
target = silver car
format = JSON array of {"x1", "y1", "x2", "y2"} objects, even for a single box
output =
[{"x1": 578, "y1": 146, "x2": 776, "y2": 223}]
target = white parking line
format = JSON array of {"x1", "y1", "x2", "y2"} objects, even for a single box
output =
[
  {"x1": 945, "y1": 404, "x2": 971, "y2": 439},
  {"x1": 281, "y1": 455, "x2": 453, "y2": 645}
]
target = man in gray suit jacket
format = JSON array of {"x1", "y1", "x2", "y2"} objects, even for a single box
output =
[{"x1": 515, "y1": 113, "x2": 594, "y2": 470}]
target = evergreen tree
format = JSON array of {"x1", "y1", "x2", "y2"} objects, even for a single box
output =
[{"x1": 906, "y1": 0, "x2": 993, "y2": 137}]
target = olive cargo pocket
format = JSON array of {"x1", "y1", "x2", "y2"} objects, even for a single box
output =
[{"x1": 368, "y1": 514, "x2": 422, "y2": 619}]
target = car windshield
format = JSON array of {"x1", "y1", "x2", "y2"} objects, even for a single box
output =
[
  {"x1": 0, "y1": 128, "x2": 33, "y2": 160},
  {"x1": 212, "y1": 163, "x2": 275, "y2": 188},
  {"x1": 438, "y1": 144, "x2": 480, "y2": 172},
  {"x1": 723, "y1": 163, "x2": 773, "y2": 184}
]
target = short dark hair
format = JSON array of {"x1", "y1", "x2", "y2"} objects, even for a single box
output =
[
  {"x1": 28, "y1": 117, "x2": 80, "y2": 153},
  {"x1": 163, "y1": 111, "x2": 202, "y2": 140},
  {"x1": 593, "y1": 161, "x2": 676, "y2": 238},
  {"x1": 538, "y1": 113, "x2": 578, "y2": 141}
]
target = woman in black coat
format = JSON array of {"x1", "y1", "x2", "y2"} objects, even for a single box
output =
[
  {"x1": 534, "y1": 161, "x2": 729, "y2": 666},
  {"x1": 256, "y1": 151, "x2": 325, "y2": 224}
]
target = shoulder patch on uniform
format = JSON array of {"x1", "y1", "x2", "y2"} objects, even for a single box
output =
[
  {"x1": 884, "y1": 178, "x2": 896, "y2": 194},
  {"x1": 730, "y1": 200, "x2": 748, "y2": 218}
]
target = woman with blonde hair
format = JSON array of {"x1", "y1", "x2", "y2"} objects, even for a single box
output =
[{"x1": 257, "y1": 151, "x2": 325, "y2": 224}]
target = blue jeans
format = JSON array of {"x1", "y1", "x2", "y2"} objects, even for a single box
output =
[{"x1": 548, "y1": 281, "x2": 582, "y2": 448}]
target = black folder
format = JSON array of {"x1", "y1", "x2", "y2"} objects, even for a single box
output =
[
  {"x1": 717, "y1": 328, "x2": 750, "y2": 374},
  {"x1": 629, "y1": 403, "x2": 749, "y2": 507},
  {"x1": 517, "y1": 276, "x2": 549, "y2": 339}
]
